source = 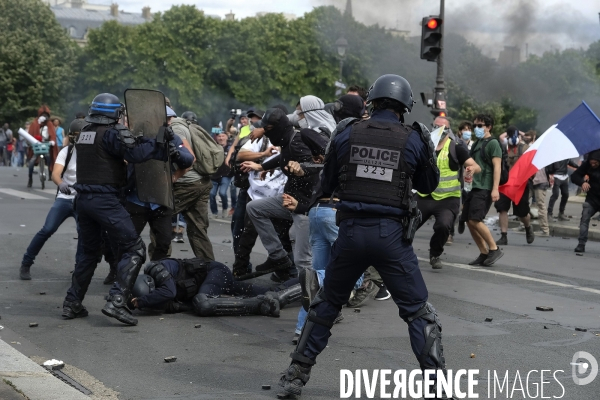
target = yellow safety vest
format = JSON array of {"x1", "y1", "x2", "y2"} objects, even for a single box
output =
[
  {"x1": 418, "y1": 138, "x2": 461, "y2": 200},
  {"x1": 239, "y1": 125, "x2": 251, "y2": 139}
]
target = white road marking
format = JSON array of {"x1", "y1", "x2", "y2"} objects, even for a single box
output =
[
  {"x1": 0, "y1": 188, "x2": 49, "y2": 200},
  {"x1": 417, "y1": 257, "x2": 600, "y2": 295}
]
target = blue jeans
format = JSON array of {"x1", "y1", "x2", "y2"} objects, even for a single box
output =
[
  {"x1": 210, "y1": 177, "x2": 232, "y2": 215},
  {"x1": 22, "y1": 198, "x2": 82, "y2": 268},
  {"x1": 295, "y1": 204, "x2": 363, "y2": 333}
]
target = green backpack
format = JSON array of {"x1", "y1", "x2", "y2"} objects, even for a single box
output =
[{"x1": 186, "y1": 122, "x2": 224, "y2": 176}]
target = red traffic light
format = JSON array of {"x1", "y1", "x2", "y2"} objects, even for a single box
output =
[
  {"x1": 426, "y1": 19, "x2": 438, "y2": 29},
  {"x1": 439, "y1": 111, "x2": 446, "y2": 117}
]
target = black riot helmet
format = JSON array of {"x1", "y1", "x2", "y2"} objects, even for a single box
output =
[
  {"x1": 366, "y1": 74, "x2": 415, "y2": 115},
  {"x1": 132, "y1": 274, "x2": 155, "y2": 299},
  {"x1": 181, "y1": 111, "x2": 197, "y2": 124},
  {"x1": 68, "y1": 118, "x2": 87, "y2": 141},
  {"x1": 88, "y1": 93, "x2": 124, "y2": 120}
]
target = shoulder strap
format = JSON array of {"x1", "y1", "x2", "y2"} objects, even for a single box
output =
[
  {"x1": 479, "y1": 138, "x2": 496, "y2": 165},
  {"x1": 61, "y1": 144, "x2": 75, "y2": 179}
]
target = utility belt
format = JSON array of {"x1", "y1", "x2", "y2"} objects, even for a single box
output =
[{"x1": 334, "y1": 210, "x2": 403, "y2": 226}]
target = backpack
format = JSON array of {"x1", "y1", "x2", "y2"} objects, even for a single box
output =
[
  {"x1": 187, "y1": 122, "x2": 224, "y2": 175},
  {"x1": 476, "y1": 138, "x2": 509, "y2": 185},
  {"x1": 230, "y1": 136, "x2": 270, "y2": 190}
]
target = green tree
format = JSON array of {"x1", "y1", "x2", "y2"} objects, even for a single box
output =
[{"x1": 0, "y1": 0, "x2": 78, "y2": 124}]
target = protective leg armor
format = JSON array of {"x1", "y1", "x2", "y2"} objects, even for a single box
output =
[
  {"x1": 279, "y1": 289, "x2": 334, "y2": 399},
  {"x1": 192, "y1": 293, "x2": 280, "y2": 318},
  {"x1": 267, "y1": 283, "x2": 302, "y2": 309},
  {"x1": 118, "y1": 237, "x2": 147, "y2": 300}
]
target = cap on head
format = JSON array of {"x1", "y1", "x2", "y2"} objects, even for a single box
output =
[
  {"x1": 366, "y1": 74, "x2": 415, "y2": 114},
  {"x1": 253, "y1": 108, "x2": 286, "y2": 129},
  {"x1": 89, "y1": 93, "x2": 123, "y2": 120},
  {"x1": 247, "y1": 109, "x2": 265, "y2": 120},
  {"x1": 166, "y1": 106, "x2": 177, "y2": 118}
]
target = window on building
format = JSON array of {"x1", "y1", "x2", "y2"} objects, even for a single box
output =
[{"x1": 69, "y1": 26, "x2": 77, "y2": 37}]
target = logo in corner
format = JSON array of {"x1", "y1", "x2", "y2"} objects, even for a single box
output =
[{"x1": 571, "y1": 351, "x2": 598, "y2": 386}]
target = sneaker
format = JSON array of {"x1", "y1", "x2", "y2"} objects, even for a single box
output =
[
  {"x1": 496, "y1": 234, "x2": 508, "y2": 246},
  {"x1": 458, "y1": 220, "x2": 465, "y2": 234},
  {"x1": 525, "y1": 226, "x2": 535, "y2": 244},
  {"x1": 537, "y1": 231, "x2": 550, "y2": 237},
  {"x1": 19, "y1": 265, "x2": 31, "y2": 280},
  {"x1": 221, "y1": 210, "x2": 228, "y2": 219},
  {"x1": 558, "y1": 213, "x2": 570, "y2": 221},
  {"x1": 446, "y1": 235, "x2": 453, "y2": 246},
  {"x1": 430, "y1": 256, "x2": 443, "y2": 269},
  {"x1": 574, "y1": 244, "x2": 585, "y2": 253},
  {"x1": 374, "y1": 284, "x2": 391, "y2": 301},
  {"x1": 468, "y1": 253, "x2": 487, "y2": 266},
  {"x1": 346, "y1": 281, "x2": 378, "y2": 308},
  {"x1": 173, "y1": 232, "x2": 184, "y2": 243},
  {"x1": 210, "y1": 213, "x2": 218, "y2": 219},
  {"x1": 482, "y1": 248, "x2": 504, "y2": 266}
]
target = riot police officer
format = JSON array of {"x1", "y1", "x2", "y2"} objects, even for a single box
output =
[
  {"x1": 61, "y1": 93, "x2": 191, "y2": 326},
  {"x1": 277, "y1": 75, "x2": 448, "y2": 399}
]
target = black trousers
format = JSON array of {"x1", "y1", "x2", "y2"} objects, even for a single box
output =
[
  {"x1": 126, "y1": 201, "x2": 172, "y2": 261},
  {"x1": 417, "y1": 195, "x2": 461, "y2": 258},
  {"x1": 548, "y1": 178, "x2": 569, "y2": 215}
]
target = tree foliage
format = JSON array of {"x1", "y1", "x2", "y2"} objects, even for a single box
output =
[{"x1": 0, "y1": 0, "x2": 78, "y2": 124}]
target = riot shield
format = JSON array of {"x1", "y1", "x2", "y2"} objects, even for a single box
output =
[{"x1": 124, "y1": 89, "x2": 173, "y2": 209}]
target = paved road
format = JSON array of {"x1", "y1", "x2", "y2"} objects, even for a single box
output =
[{"x1": 0, "y1": 167, "x2": 598, "y2": 399}]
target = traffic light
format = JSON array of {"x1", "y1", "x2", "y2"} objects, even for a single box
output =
[{"x1": 420, "y1": 16, "x2": 443, "y2": 61}]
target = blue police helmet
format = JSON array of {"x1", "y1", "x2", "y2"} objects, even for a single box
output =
[
  {"x1": 88, "y1": 93, "x2": 124, "y2": 120},
  {"x1": 132, "y1": 274, "x2": 155, "y2": 299}
]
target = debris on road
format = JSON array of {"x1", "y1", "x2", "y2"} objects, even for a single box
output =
[
  {"x1": 470, "y1": 353, "x2": 476, "y2": 358},
  {"x1": 262, "y1": 385, "x2": 271, "y2": 390},
  {"x1": 194, "y1": 324, "x2": 201, "y2": 328},
  {"x1": 43, "y1": 359, "x2": 65, "y2": 370},
  {"x1": 164, "y1": 356, "x2": 177, "y2": 363},
  {"x1": 575, "y1": 327, "x2": 587, "y2": 332},
  {"x1": 29, "y1": 322, "x2": 38, "y2": 327},
  {"x1": 576, "y1": 253, "x2": 583, "y2": 256},
  {"x1": 39, "y1": 292, "x2": 46, "y2": 295},
  {"x1": 485, "y1": 318, "x2": 493, "y2": 322},
  {"x1": 544, "y1": 326, "x2": 548, "y2": 329},
  {"x1": 536, "y1": 306, "x2": 553, "y2": 311},
  {"x1": 354, "y1": 309, "x2": 360, "y2": 313}
]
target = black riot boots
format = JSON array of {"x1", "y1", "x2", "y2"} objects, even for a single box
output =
[
  {"x1": 62, "y1": 300, "x2": 89, "y2": 319},
  {"x1": 102, "y1": 294, "x2": 137, "y2": 325}
]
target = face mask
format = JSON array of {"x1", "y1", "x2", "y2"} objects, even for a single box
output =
[
  {"x1": 38, "y1": 116, "x2": 47, "y2": 125},
  {"x1": 298, "y1": 118, "x2": 309, "y2": 129},
  {"x1": 508, "y1": 136, "x2": 519, "y2": 146},
  {"x1": 474, "y1": 126, "x2": 485, "y2": 139},
  {"x1": 287, "y1": 111, "x2": 299, "y2": 126},
  {"x1": 462, "y1": 131, "x2": 472, "y2": 141}
]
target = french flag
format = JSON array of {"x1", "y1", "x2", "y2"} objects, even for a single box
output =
[{"x1": 499, "y1": 102, "x2": 600, "y2": 203}]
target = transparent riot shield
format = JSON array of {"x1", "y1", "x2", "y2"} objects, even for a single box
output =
[{"x1": 124, "y1": 89, "x2": 173, "y2": 209}]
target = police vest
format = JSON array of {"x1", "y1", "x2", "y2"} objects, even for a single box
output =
[
  {"x1": 337, "y1": 119, "x2": 413, "y2": 210},
  {"x1": 174, "y1": 258, "x2": 209, "y2": 301},
  {"x1": 418, "y1": 138, "x2": 461, "y2": 200},
  {"x1": 76, "y1": 124, "x2": 127, "y2": 187}
]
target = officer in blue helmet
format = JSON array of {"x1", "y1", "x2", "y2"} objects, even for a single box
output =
[
  {"x1": 277, "y1": 75, "x2": 450, "y2": 399},
  {"x1": 61, "y1": 93, "x2": 193, "y2": 326}
]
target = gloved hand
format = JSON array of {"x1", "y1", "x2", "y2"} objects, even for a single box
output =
[
  {"x1": 49, "y1": 140, "x2": 55, "y2": 146},
  {"x1": 58, "y1": 182, "x2": 71, "y2": 195},
  {"x1": 168, "y1": 141, "x2": 180, "y2": 160},
  {"x1": 164, "y1": 125, "x2": 175, "y2": 142}
]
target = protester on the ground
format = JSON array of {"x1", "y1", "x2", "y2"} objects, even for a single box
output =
[
  {"x1": 494, "y1": 126, "x2": 535, "y2": 246},
  {"x1": 417, "y1": 116, "x2": 481, "y2": 269},
  {"x1": 570, "y1": 150, "x2": 600, "y2": 253},
  {"x1": 460, "y1": 114, "x2": 504, "y2": 266},
  {"x1": 210, "y1": 130, "x2": 233, "y2": 219},
  {"x1": 546, "y1": 158, "x2": 579, "y2": 221},
  {"x1": 19, "y1": 119, "x2": 84, "y2": 280}
]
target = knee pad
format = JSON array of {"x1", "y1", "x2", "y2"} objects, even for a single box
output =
[
  {"x1": 129, "y1": 237, "x2": 147, "y2": 264},
  {"x1": 407, "y1": 302, "x2": 446, "y2": 371}
]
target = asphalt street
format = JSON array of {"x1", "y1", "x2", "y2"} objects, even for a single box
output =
[{"x1": 0, "y1": 167, "x2": 599, "y2": 399}]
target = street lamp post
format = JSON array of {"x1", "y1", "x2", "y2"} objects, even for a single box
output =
[{"x1": 335, "y1": 37, "x2": 348, "y2": 96}]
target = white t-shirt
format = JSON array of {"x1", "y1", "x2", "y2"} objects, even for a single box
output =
[
  {"x1": 240, "y1": 137, "x2": 270, "y2": 153},
  {"x1": 55, "y1": 146, "x2": 77, "y2": 200}
]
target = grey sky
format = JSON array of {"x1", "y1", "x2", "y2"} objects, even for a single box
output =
[{"x1": 102, "y1": 0, "x2": 599, "y2": 57}]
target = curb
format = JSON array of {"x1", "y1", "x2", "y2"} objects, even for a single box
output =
[
  {"x1": 0, "y1": 338, "x2": 89, "y2": 400},
  {"x1": 507, "y1": 220, "x2": 600, "y2": 241}
]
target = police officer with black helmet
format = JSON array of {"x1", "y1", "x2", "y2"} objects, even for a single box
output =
[
  {"x1": 61, "y1": 93, "x2": 191, "y2": 326},
  {"x1": 277, "y1": 75, "x2": 450, "y2": 399}
]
